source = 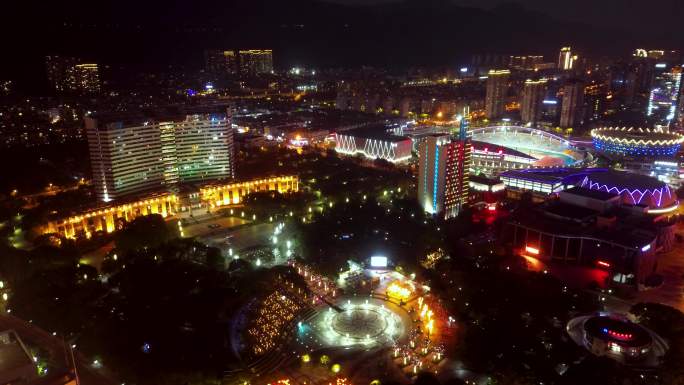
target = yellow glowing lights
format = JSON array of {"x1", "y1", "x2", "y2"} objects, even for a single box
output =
[
  {"x1": 43, "y1": 176, "x2": 299, "y2": 239},
  {"x1": 386, "y1": 281, "x2": 413, "y2": 301},
  {"x1": 525, "y1": 245, "x2": 540, "y2": 255},
  {"x1": 301, "y1": 354, "x2": 311, "y2": 363},
  {"x1": 331, "y1": 363, "x2": 341, "y2": 373},
  {"x1": 591, "y1": 127, "x2": 684, "y2": 146},
  {"x1": 267, "y1": 380, "x2": 291, "y2": 385},
  {"x1": 417, "y1": 297, "x2": 436, "y2": 336}
]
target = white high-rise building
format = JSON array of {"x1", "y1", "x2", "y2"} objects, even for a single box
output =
[
  {"x1": 485, "y1": 69, "x2": 510, "y2": 119},
  {"x1": 648, "y1": 63, "x2": 682, "y2": 129},
  {"x1": 86, "y1": 112, "x2": 235, "y2": 202},
  {"x1": 521, "y1": 78, "x2": 548, "y2": 125}
]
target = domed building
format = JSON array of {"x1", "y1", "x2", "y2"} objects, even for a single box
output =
[
  {"x1": 591, "y1": 127, "x2": 684, "y2": 158},
  {"x1": 579, "y1": 170, "x2": 678, "y2": 214},
  {"x1": 566, "y1": 313, "x2": 668, "y2": 366}
]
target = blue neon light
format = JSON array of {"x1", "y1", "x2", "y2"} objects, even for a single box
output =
[
  {"x1": 592, "y1": 138, "x2": 681, "y2": 157},
  {"x1": 459, "y1": 117, "x2": 469, "y2": 140},
  {"x1": 433, "y1": 146, "x2": 440, "y2": 213}
]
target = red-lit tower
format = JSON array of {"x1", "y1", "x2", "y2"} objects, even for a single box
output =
[{"x1": 443, "y1": 109, "x2": 472, "y2": 218}]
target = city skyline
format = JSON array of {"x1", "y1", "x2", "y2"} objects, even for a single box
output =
[
  {"x1": 3, "y1": 3, "x2": 684, "y2": 385},
  {"x1": 4, "y1": 0, "x2": 684, "y2": 94}
]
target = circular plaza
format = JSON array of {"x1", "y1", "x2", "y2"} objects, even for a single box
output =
[{"x1": 312, "y1": 297, "x2": 410, "y2": 348}]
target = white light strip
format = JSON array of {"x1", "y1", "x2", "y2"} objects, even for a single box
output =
[{"x1": 647, "y1": 201, "x2": 679, "y2": 214}]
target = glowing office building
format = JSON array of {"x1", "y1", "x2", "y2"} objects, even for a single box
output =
[
  {"x1": 87, "y1": 111, "x2": 235, "y2": 202},
  {"x1": 647, "y1": 63, "x2": 682, "y2": 128}
]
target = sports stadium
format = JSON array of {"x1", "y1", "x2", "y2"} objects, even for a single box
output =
[
  {"x1": 471, "y1": 126, "x2": 583, "y2": 175},
  {"x1": 591, "y1": 127, "x2": 684, "y2": 158}
]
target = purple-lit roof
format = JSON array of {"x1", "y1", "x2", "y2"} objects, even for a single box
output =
[{"x1": 581, "y1": 171, "x2": 678, "y2": 210}]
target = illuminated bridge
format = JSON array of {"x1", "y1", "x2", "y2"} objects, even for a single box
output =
[{"x1": 471, "y1": 126, "x2": 583, "y2": 175}]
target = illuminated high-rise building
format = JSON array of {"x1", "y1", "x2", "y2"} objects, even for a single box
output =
[
  {"x1": 521, "y1": 78, "x2": 547, "y2": 125},
  {"x1": 418, "y1": 114, "x2": 471, "y2": 219},
  {"x1": 485, "y1": 69, "x2": 510, "y2": 119},
  {"x1": 560, "y1": 80, "x2": 585, "y2": 129},
  {"x1": 45, "y1": 56, "x2": 100, "y2": 94},
  {"x1": 558, "y1": 47, "x2": 576, "y2": 70},
  {"x1": 238, "y1": 49, "x2": 274, "y2": 75},
  {"x1": 87, "y1": 111, "x2": 235, "y2": 202},
  {"x1": 205, "y1": 50, "x2": 238, "y2": 75},
  {"x1": 73, "y1": 64, "x2": 101, "y2": 93},
  {"x1": 647, "y1": 63, "x2": 682, "y2": 128},
  {"x1": 419, "y1": 134, "x2": 451, "y2": 217},
  {"x1": 445, "y1": 113, "x2": 472, "y2": 218},
  {"x1": 46, "y1": 56, "x2": 77, "y2": 93}
]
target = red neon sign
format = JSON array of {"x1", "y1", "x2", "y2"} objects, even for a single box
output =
[
  {"x1": 597, "y1": 260, "x2": 611, "y2": 268},
  {"x1": 607, "y1": 330, "x2": 633, "y2": 340}
]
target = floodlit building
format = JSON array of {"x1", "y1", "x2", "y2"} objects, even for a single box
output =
[
  {"x1": 335, "y1": 127, "x2": 412, "y2": 163},
  {"x1": 591, "y1": 126, "x2": 684, "y2": 186},
  {"x1": 485, "y1": 69, "x2": 510, "y2": 120},
  {"x1": 591, "y1": 126, "x2": 684, "y2": 158},
  {"x1": 418, "y1": 117, "x2": 471, "y2": 218},
  {"x1": 419, "y1": 134, "x2": 451, "y2": 216},
  {"x1": 558, "y1": 46, "x2": 575, "y2": 70},
  {"x1": 502, "y1": 169, "x2": 680, "y2": 287},
  {"x1": 521, "y1": 78, "x2": 547, "y2": 125},
  {"x1": 501, "y1": 168, "x2": 680, "y2": 215},
  {"x1": 647, "y1": 63, "x2": 682, "y2": 128},
  {"x1": 39, "y1": 176, "x2": 299, "y2": 239},
  {"x1": 86, "y1": 110, "x2": 235, "y2": 202},
  {"x1": 238, "y1": 49, "x2": 274, "y2": 75}
]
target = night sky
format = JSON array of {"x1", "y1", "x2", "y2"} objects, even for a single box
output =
[
  {"x1": 2, "y1": 0, "x2": 683, "y2": 93},
  {"x1": 328, "y1": 0, "x2": 684, "y2": 32}
]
